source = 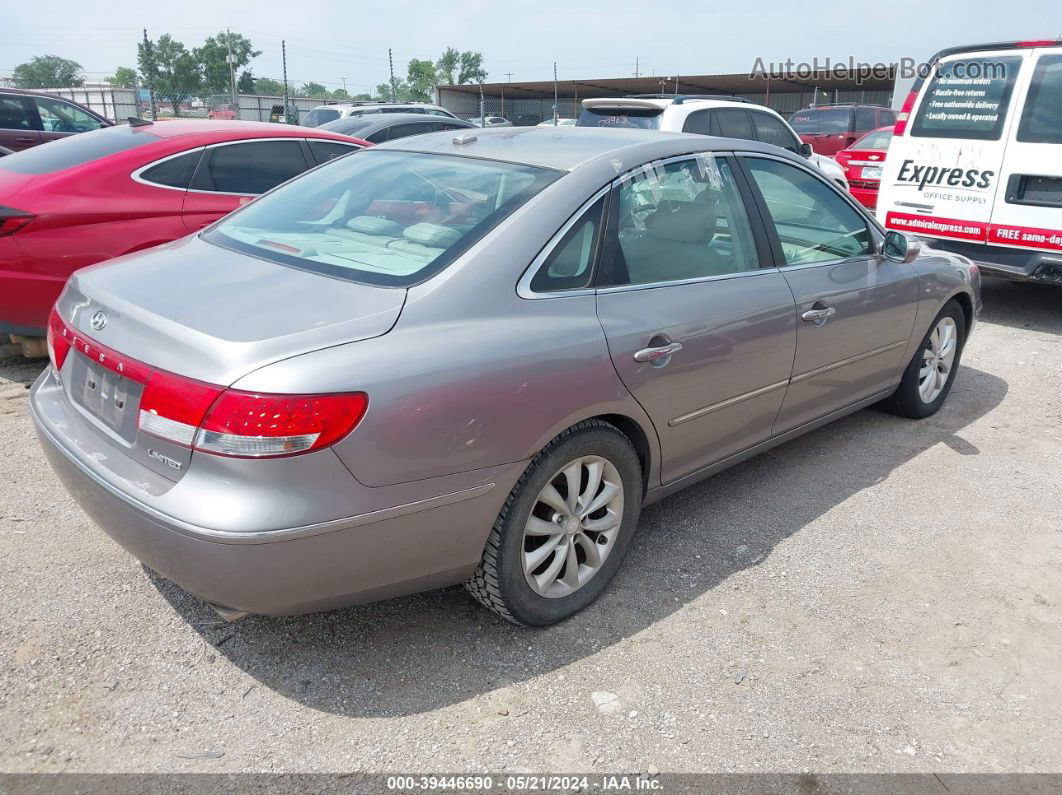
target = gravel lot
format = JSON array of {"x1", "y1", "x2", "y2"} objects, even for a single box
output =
[{"x1": 1, "y1": 278, "x2": 1060, "y2": 775}]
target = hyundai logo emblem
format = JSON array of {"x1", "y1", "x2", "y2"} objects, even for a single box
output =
[{"x1": 90, "y1": 311, "x2": 107, "y2": 332}]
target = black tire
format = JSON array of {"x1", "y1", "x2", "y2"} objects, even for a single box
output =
[
  {"x1": 882, "y1": 299, "x2": 966, "y2": 419},
  {"x1": 465, "y1": 419, "x2": 643, "y2": 626}
]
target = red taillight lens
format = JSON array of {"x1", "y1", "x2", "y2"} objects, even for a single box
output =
[
  {"x1": 196, "y1": 391, "x2": 368, "y2": 457},
  {"x1": 46, "y1": 308, "x2": 72, "y2": 372},
  {"x1": 1017, "y1": 39, "x2": 1058, "y2": 48},
  {"x1": 0, "y1": 206, "x2": 35, "y2": 237},
  {"x1": 139, "y1": 371, "x2": 225, "y2": 447},
  {"x1": 893, "y1": 90, "x2": 918, "y2": 136}
]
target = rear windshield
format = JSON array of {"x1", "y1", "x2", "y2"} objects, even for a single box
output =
[
  {"x1": 303, "y1": 108, "x2": 341, "y2": 127},
  {"x1": 1017, "y1": 53, "x2": 1062, "y2": 144},
  {"x1": 0, "y1": 124, "x2": 158, "y2": 174},
  {"x1": 788, "y1": 108, "x2": 851, "y2": 134},
  {"x1": 911, "y1": 56, "x2": 1022, "y2": 140},
  {"x1": 204, "y1": 150, "x2": 561, "y2": 287},
  {"x1": 852, "y1": 128, "x2": 893, "y2": 150},
  {"x1": 576, "y1": 107, "x2": 662, "y2": 129}
]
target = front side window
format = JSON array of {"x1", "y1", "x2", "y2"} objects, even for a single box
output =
[
  {"x1": 205, "y1": 150, "x2": 560, "y2": 287},
  {"x1": 1017, "y1": 54, "x2": 1062, "y2": 144},
  {"x1": 530, "y1": 195, "x2": 605, "y2": 292},
  {"x1": 854, "y1": 107, "x2": 877, "y2": 132},
  {"x1": 0, "y1": 97, "x2": 33, "y2": 130},
  {"x1": 33, "y1": 96, "x2": 103, "y2": 133},
  {"x1": 385, "y1": 122, "x2": 441, "y2": 140},
  {"x1": 192, "y1": 140, "x2": 308, "y2": 195},
  {"x1": 911, "y1": 56, "x2": 1022, "y2": 140},
  {"x1": 744, "y1": 157, "x2": 872, "y2": 266},
  {"x1": 749, "y1": 112, "x2": 800, "y2": 151},
  {"x1": 600, "y1": 154, "x2": 761, "y2": 287}
]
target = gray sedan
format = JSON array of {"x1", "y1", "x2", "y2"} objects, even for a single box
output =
[{"x1": 32, "y1": 127, "x2": 981, "y2": 626}]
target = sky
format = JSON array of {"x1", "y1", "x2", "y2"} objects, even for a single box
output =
[{"x1": 1, "y1": 0, "x2": 1058, "y2": 94}]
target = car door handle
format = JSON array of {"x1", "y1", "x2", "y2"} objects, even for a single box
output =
[
  {"x1": 801, "y1": 306, "x2": 836, "y2": 326},
  {"x1": 15, "y1": 136, "x2": 36, "y2": 143},
  {"x1": 633, "y1": 341, "x2": 683, "y2": 363}
]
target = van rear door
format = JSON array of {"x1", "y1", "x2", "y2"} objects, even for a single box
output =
[
  {"x1": 987, "y1": 48, "x2": 1062, "y2": 257},
  {"x1": 878, "y1": 49, "x2": 1028, "y2": 242}
]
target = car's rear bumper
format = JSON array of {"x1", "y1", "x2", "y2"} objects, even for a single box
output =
[
  {"x1": 920, "y1": 238, "x2": 1062, "y2": 285},
  {"x1": 849, "y1": 185, "x2": 878, "y2": 211},
  {"x1": 31, "y1": 370, "x2": 524, "y2": 616}
]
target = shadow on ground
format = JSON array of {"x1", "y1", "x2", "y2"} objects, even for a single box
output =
[
  {"x1": 978, "y1": 276, "x2": 1062, "y2": 335},
  {"x1": 153, "y1": 359, "x2": 1007, "y2": 718}
]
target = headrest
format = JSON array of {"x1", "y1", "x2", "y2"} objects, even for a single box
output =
[
  {"x1": 403, "y1": 223, "x2": 461, "y2": 249},
  {"x1": 346, "y1": 215, "x2": 402, "y2": 236},
  {"x1": 645, "y1": 201, "x2": 715, "y2": 243}
]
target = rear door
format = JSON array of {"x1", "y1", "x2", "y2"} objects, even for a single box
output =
[
  {"x1": 988, "y1": 48, "x2": 1062, "y2": 254},
  {"x1": 0, "y1": 95, "x2": 41, "y2": 151},
  {"x1": 877, "y1": 50, "x2": 1027, "y2": 241},
  {"x1": 594, "y1": 152, "x2": 797, "y2": 483},
  {"x1": 740, "y1": 154, "x2": 919, "y2": 431},
  {"x1": 182, "y1": 139, "x2": 310, "y2": 232}
]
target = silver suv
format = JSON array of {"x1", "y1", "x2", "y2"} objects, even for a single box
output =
[
  {"x1": 303, "y1": 101, "x2": 457, "y2": 127},
  {"x1": 578, "y1": 95, "x2": 849, "y2": 189}
]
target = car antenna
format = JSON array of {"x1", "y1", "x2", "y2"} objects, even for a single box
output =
[{"x1": 127, "y1": 116, "x2": 153, "y2": 127}]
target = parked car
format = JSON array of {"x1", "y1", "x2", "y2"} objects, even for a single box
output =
[
  {"x1": 537, "y1": 118, "x2": 577, "y2": 127},
  {"x1": 0, "y1": 88, "x2": 112, "y2": 152},
  {"x1": 577, "y1": 95, "x2": 849, "y2": 189},
  {"x1": 302, "y1": 102, "x2": 457, "y2": 127},
  {"x1": 0, "y1": 119, "x2": 368, "y2": 341},
  {"x1": 466, "y1": 116, "x2": 512, "y2": 127},
  {"x1": 0, "y1": 145, "x2": 12, "y2": 157},
  {"x1": 833, "y1": 126, "x2": 893, "y2": 210},
  {"x1": 321, "y1": 113, "x2": 476, "y2": 143},
  {"x1": 788, "y1": 104, "x2": 896, "y2": 156},
  {"x1": 208, "y1": 103, "x2": 238, "y2": 120},
  {"x1": 878, "y1": 39, "x2": 1062, "y2": 284},
  {"x1": 33, "y1": 127, "x2": 980, "y2": 626}
]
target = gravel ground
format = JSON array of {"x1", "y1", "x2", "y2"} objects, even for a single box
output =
[{"x1": 1, "y1": 277, "x2": 1060, "y2": 775}]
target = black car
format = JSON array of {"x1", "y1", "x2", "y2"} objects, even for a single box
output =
[
  {"x1": 0, "y1": 88, "x2": 112, "y2": 152},
  {"x1": 319, "y1": 113, "x2": 476, "y2": 144}
]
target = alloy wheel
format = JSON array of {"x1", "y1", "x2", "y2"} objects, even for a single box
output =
[{"x1": 918, "y1": 316, "x2": 958, "y2": 404}]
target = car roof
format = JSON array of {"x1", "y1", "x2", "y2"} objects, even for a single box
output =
[
  {"x1": 581, "y1": 96, "x2": 755, "y2": 112},
  {"x1": 131, "y1": 119, "x2": 356, "y2": 142},
  {"x1": 314, "y1": 101, "x2": 443, "y2": 110},
  {"x1": 322, "y1": 113, "x2": 476, "y2": 134},
  {"x1": 377, "y1": 125, "x2": 791, "y2": 171}
]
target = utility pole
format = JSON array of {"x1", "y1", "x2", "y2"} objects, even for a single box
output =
[
  {"x1": 142, "y1": 28, "x2": 157, "y2": 120},
  {"x1": 478, "y1": 80, "x2": 485, "y2": 125},
  {"x1": 634, "y1": 57, "x2": 639, "y2": 78},
  {"x1": 388, "y1": 48, "x2": 397, "y2": 102},
  {"x1": 553, "y1": 61, "x2": 558, "y2": 125},
  {"x1": 504, "y1": 72, "x2": 514, "y2": 82},
  {"x1": 341, "y1": 77, "x2": 347, "y2": 94},
  {"x1": 225, "y1": 28, "x2": 237, "y2": 109},
  {"x1": 282, "y1": 40, "x2": 289, "y2": 123}
]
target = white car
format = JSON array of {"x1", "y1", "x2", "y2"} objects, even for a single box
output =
[
  {"x1": 303, "y1": 102, "x2": 457, "y2": 127},
  {"x1": 877, "y1": 39, "x2": 1062, "y2": 284},
  {"x1": 577, "y1": 95, "x2": 849, "y2": 190},
  {"x1": 466, "y1": 116, "x2": 512, "y2": 127},
  {"x1": 537, "y1": 118, "x2": 577, "y2": 127}
]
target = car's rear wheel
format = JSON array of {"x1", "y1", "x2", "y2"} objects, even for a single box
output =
[
  {"x1": 883, "y1": 300, "x2": 966, "y2": 419},
  {"x1": 465, "y1": 420, "x2": 642, "y2": 626}
]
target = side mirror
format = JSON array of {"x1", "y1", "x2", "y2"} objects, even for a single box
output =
[
  {"x1": 882, "y1": 230, "x2": 920, "y2": 264},
  {"x1": 799, "y1": 142, "x2": 814, "y2": 158}
]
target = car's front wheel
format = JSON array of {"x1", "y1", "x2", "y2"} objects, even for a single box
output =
[
  {"x1": 883, "y1": 299, "x2": 966, "y2": 419},
  {"x1": 465, "y1": 420, "x2": 642, "y2": 626}
]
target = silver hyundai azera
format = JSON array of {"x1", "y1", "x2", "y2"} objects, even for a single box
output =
[{"x1": 32, "y1": 127, "x2": 981, "y2": 626}]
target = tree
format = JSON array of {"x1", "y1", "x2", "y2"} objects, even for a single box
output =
[
  {"x1": 457, "y1": 51, "x2": 487, "y2": 84},
  {"x1": 435, "y1": 48, "x2": 460, "y2": 85},
  {"x1": 253, "y1": 77, "x2": 285, "y2": 96},
  {"x1": 331, "y1": 88, "x2": 350, "y2": 100},
  {"x1": 12, "y1": 55, "x2": 84, "y2": 89},
  {"x1": 237, "y1": 70, "x2": 254, "y2": 93},
  {"x1": 406, "y1": 58, "x2": 438, "y2": 102},
  {"x1": 194, "y1": 31, "x2": 260, "y2": 94},
  {"x1": 140, "y1": 34, "x2": 201, "y2": 115},
  {"x1": 376, "y1": 80, "x2": 412, "y2": 101},
  {"x1": 299, "y1": 82, "x2": 328, "y2": 97},
  {"x1": 107, "y1": 66, "x2": 138, "y2": 89}
]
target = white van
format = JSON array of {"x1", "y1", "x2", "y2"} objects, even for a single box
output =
[{"x1": 877, "y1": 40, "x2": 1062, "y2": 284}]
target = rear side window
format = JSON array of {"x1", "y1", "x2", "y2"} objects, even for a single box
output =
[
  {"x1": 308, "y1": 140, "x2": 360, "y2": 165},
  {"x1": 854, "y1": 107, "x2": 877, "y2": 132},
  {"x1": 1017, "y1": 54, "x2": 1062, "y2": 144},
  {"x1": 385, "y1": 122, "x2": 442, "y2": 140},
  {"x1": 530, "y1": 195, "x2": 605, "y2": 292},
  {"x1": 911, "y1": 56, "x2": 1022, "y2": 140},
  {"x1": 681, "y1": 110, "x2": 712, "y2": 136},
  {"x1": 0, "y1": 125, "x2": 158, "y2": 174},
  {"x1": 576, "y1": 107, "x2": 662, "y2": 129},
  {"x1": 138, "y1": 149, "x2": 202, "y2": 188},
  {"x1": 878, "y1": 109, "x2": 896, "y2": 126},
  {"x1": 749, "y1": 112, "x2": 799, "y2": 151},
  {"x1": 303, "y1": 108, "x2": 340, "y2": 127},
  {"x1": 789, "y1": 108, "x2": 851, "y2": 134},
  {"x1": 711, "y1": 109, "x2": 753, "y2": 140},
  {"x1": 192, "y1": 140, "x2": 308, "y2": 195},
  {"x1": 0, "y1": 97, "x2": 33, "y2": 130}
]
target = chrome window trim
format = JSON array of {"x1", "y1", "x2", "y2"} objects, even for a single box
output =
[
  {"x1": 595, "y1": 266, "x2": 774, "y2": 295},
  {"x1": 735, "y1": 149, "x2": 885, "y2": 271},
  {"x1": 129, "y1": 146, "x2": 206, "y2": 193}
]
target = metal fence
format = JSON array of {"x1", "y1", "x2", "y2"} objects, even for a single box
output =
[
  {"x1": 204, "y1": 94, "x2": 332, "y2": 124},
  {"x1": 40, "y1": 87, "x2": 140, "y2": 122}
]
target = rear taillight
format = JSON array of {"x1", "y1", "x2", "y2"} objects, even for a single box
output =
[
  {"x1": 48, "y1": 310, "x2": 367, "y2": 457},
  {"x1": 1017, "y1": 39, "x2": 1059, "y2": 48},
  {"x1": 893, "y1": 90, "x2": 918, "y2": 136},
  {"x1": 0, "y1": 206, "x2": 35, "y2": 237}
]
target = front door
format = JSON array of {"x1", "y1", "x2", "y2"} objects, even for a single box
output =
[
  {"x1": 740, "y1": 154, "x2": 919, "y2": 432},
  {"x1": 595, "y1": 154, "x2": 797, "y2": 484}
]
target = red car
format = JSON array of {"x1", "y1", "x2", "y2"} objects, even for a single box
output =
[
  {"x1": 833, "y1": 126, "x2": 893, "y2": 211},
  {"x1": 788, "y1": 104, "x2": 896, "y2": 155},
  {"x1": 0, "y1": 119, "x2": 368, "y2": 340}
]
